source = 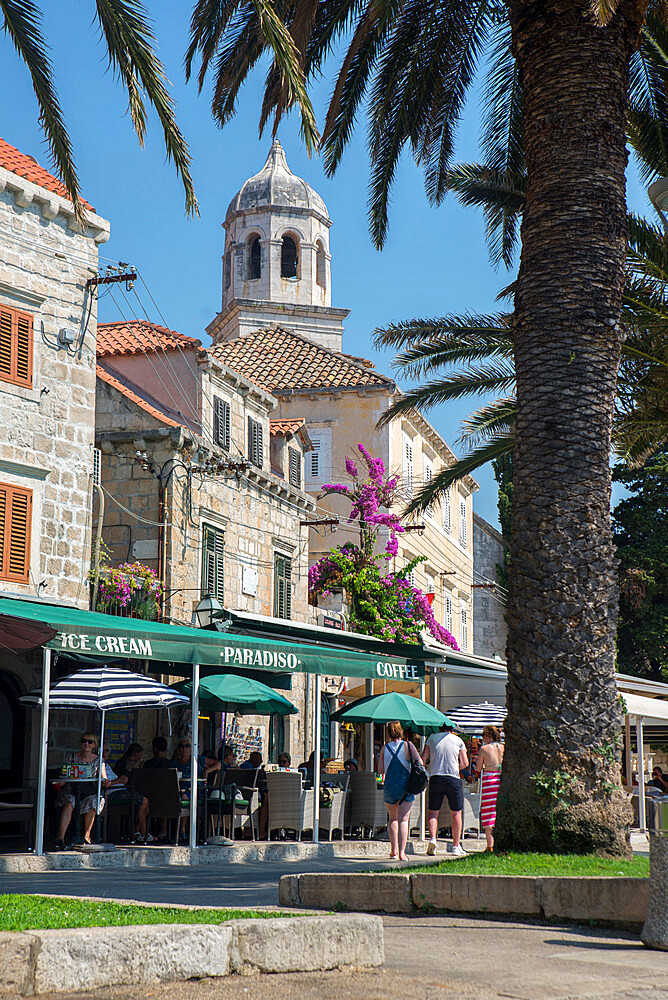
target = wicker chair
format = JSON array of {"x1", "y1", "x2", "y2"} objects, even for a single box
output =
[
  {"x1": 319, "y1": 775, "x2": 349, "y2": 841},
  {"x1": 348, "y1": 771, "x2": 387, "y2": 838},
  {"x1": 215, "y1": 767, "x2": 260, "y2": 840},
  {"x1": 266, "y1": 771, "x2": 316, "y2": 840}
]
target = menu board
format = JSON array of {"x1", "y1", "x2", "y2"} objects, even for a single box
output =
[{"x1": 104, "y1": 710, "x2": 136, "y2": 761}]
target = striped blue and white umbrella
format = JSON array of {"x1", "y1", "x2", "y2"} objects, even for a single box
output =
[
  {"x1": 21, "y1": 667, "x2": 188, "y2": 836},
  {"x1": 21, "y1": 666, "x2": 188, "y2": 711},
  {"x1": 447, "y1": 701, "x2": 506, "y2": 735}
]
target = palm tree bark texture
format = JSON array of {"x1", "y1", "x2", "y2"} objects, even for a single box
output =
[{"x1": 495, "y1": 2, "x2": 644, "y2": 854}]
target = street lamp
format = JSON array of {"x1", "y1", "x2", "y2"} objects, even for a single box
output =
[
  {"x1": 648, "y1": 177, "x2": 668, "y2": 222},
  {"x1": 195, "y1": 594, "x2": 223, "y2": 629}
]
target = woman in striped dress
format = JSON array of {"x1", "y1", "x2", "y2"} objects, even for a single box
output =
[{"x1": 474, "y1": 725, "x2": 504, "y2": 852}]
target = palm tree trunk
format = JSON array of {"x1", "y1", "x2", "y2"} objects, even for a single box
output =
[{"x1": 495, "y1": 3, "x2": 643, "y2": 854}]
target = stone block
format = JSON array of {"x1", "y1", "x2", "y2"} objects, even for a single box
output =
[
  {"x1": 539, "y1": 877, "x2": 648, "y2": 927},
  {"x1": 642, "y1": 834, "x2": 668, "y2": 949},
  {"x1": 278, "y1": 874, "x2": 300, "y2": 906},
  {"x1": 293, "y1": 873, "x2": 412, "y2": 912},
  {"x1": 230, "y1": 915, "x2": 384, "y2": 973},
  {"x1": 32, "y1": 923, "x2": 232, "y2": 993},
  {"x1": 0, "y1": 933, "x2": 35, "y2": 995},
  {"x1": 411, "y1": 874, "x2": 541, "y2": 916}
]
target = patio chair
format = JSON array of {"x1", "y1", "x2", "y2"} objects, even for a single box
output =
[
  {"x1": 348, "y1": 771, "x2": 387, "y2": 838},
  {"x1": 266, "y1": 770, "x2": 316, "y2": 840},
  {"x1": 0, "y1": 786, "x2": 34, "y2": 849},
  {"x1": 104, "y1": 768, "x2": 188, "y2": 845},
  {"x1": 217, "y1": 767, "x2": 260, "y2": 841},
  {"x1": 319, "y1": 774, "x2": 349, "y2": 841}
]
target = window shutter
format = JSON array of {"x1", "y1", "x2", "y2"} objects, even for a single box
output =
[
  {"x1": 445, "y1": 595, "x2": 453, "y2": 633},
  {"x1": 424, "y1": 458, "x2": 433, "y2": 518},
  {"x1": 460, "y1": 499, "x2": 467, "y2": 548},
  {"x1": 256, "y1": 421, "x2": 263, "y2": 468},
  {"x1": 461, "y1": 609, "x2": 468, "y2": 650},
  {"x1": 309, "y1": 437, "x2": 320, "y2": 478},
  {"x1": 442, "y1": 489, "x2": 451, "y2": 533},
  {"x1": 93, "y1": 448, "x2": 102, "y2": 486},
  {"x1": 248, "y1": 417, "x2": 263, "y2": 468},
  {"x1": 289, "y1": 449, "x2": 301, "y2": 488},
  {"x1": 403, "y1": 436, "x2": 413, "y2": 495},
  {"x1": 214, "y1": 397, "x2": 230, "y2": 450},
  {"x1": 0, "y1": 482, "x2": 32, "y2": 584},
  {"x1": 202, "y1": 524, "x2": 224, "y2": 601},
  {"x1": 247, "y1": 416, "x2": 253, "y2": 463},
  {"x1": 274, "y1": 554, "x2": 292, "y2": 619},
  {"x1": 0, "y1": 306, "x2": 33, "y2": 388}
]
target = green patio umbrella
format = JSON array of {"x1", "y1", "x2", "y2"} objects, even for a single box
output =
[
  {"x1": 174, "y1": 673, "x2": 298, "y2": 717},
  {"x1": 330, "y1": 691, "x2": 453, "y2": 735}
]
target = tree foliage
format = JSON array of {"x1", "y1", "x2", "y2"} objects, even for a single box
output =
[{"x1": 612, "y1": 453, "x2": 668, "y2": 680}]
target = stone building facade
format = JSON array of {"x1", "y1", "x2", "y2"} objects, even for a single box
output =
[
  {"x1": 95, "y1": 321, "x2": 317, "y2": 760},
  {"x1": 472, "y1": 513, "x2": 508, "y2": 660},
  {"x1": 208, "y1": 143, "x2": 478, "y2": 689},
  {"x1": 0, "y1": 138, "x2": 109, "y2": 787}
]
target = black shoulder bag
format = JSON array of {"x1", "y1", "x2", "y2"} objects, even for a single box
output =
[{"x1": 403, "y1": 741, "x2": 429, "y2": 797}]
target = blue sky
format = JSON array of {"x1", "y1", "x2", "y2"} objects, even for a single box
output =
[{"x1": 0, "y1": 3, "x2": 651, "y2": 528}]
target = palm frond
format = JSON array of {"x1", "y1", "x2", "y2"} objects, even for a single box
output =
[
  {"x1": 377, "y1": 364, "x2": 517, "y2": 429},
  {"x1": 628, "y1": 14, "x2": 668, "y2": 184},
  {"x1": 0, "y1": 0, "x2": 81, "y2": 214},
  {"x1": 374, "y1": 311, "x2": 511, "y2": 350},
  {"x1": 458, "y1": 395, "x2": 516, "y2": 448},
  {"x1": 208, "y1": 6, "x2": 267, "y2": 127},
  {"x1": 444, "y1": 162, "x2": 525, "y2": 268},
  {"x1": 95, "y1": 0, "x2": 198, "y2": 215},
  {"x1": 402, "y1": 435, "x2": 515, "y2": 514},
  {"x1": 591, "y1": 0, "x2": 622, "y2": 27},
  {"x1": 392, "y1": 333, "x2": 513, "y2": 377},
  {"x1": 185, "y1": 0, "x2": 238, "y2": 90},
  {"x1": 480, "y1": 17, "x2": 523, "y2": 174}
]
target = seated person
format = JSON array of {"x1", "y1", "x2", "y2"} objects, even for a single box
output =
[
  {"x1": 277, "y1": 752, "x2": 291, "y2": 769},
  {"x1": 343, "y1": 758, "x2": 358, "y2": 773},
  {"x1": 298, "y1": 751, "x2": 325, "y2": 785},
  {"x1": 114, "y1": 743, "x2": 144, "y2": 779},
  {"x1": 218, "y1": 744, "x2": 235, "y2": 776},
  {"x1": 143, "y1": 736, "x2": 173, "y2": 770},
  {"x1": 649, "y1": 767, "x2": 668, "y2": 793},
  {"x1": 173, "y1": 740, "x2": 221, "y2": 842},
  {"x1": 102, "y1": 745, "x2": 151, "y2": 844},
  {"x1": 55, "y1": 732, "x2": 106, "y2": 849},
  {"x1": 239, "y1": 751, "x2": 263, "y2": 771}
]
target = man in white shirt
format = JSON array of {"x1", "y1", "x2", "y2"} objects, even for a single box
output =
[{"x1": 422, "y1": 724, "x2": 469, "y2": 856}]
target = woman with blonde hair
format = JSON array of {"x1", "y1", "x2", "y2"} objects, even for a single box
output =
[
  {"x1": 55, "y1": 731, "x2": 106, "y2": 849},
  {"x1": 473, "y1": 725, "x2": 504, "y2": 852},
  {"x1": 381, "y1": 720, "x2": 423, "y2": 861}
]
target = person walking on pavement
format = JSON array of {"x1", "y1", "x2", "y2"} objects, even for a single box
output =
[
  {"x1": 422, "y1": 722, "x2": 469, "y2": 857},
  {"x1": 381, "y1": 720, "x2": 423, "y2": 862}
]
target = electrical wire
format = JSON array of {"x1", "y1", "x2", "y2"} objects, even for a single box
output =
[{"x1": 101, "y1": 484, "x2": 170, "y2": 527}]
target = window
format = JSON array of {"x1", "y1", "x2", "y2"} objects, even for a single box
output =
[
  {"x1": 201, "y1": 524, "x2": 224, "y2": 601},
  {"x1": 0, "y1": 482, "x2": 32, "y2": 584},
  {"x1": 460, "y1": 498, "x2": 467, "y2": 548},
  {"x1": 442, "y1": 488, "x2": 451, "y2": 534},
  {"x1": 320, "y1": 694, "x2": 331, "y2": 758},
  {"x1": 288, "y1": 448, "x2": 301, "y2": 488},
  {"x1": 306, "y1": 428, "x2": 331, "y2": 483},
  {"x1": 274, "y1": 553, "x2": 292, "y2": 619},
  {"x1": 223, "y1": 252, "x2": 231, "y2": 290},
  {"x1": 424, "y1": 456, "x2": 434, "y2": 518},
  {"x1": 247, "y1": 416, "x2": 264, "y2": 468},
  {"x1": 424, "y1": 572, "x2": 435, "y2": 603},
  {"x1": 213, "y1": 396, "x2": 231, "y2": 450},
  {"x1": 403, "y1": 434, "x2": 413, "y2": 495},
  {"x1": 315, "y1": 240, "x2": 326, "y2": 288},
  {"x1": 0, "y1": 305, "x2": 33, "y2": 388},
  {"x1": 247, "y1": 236, "x2": 261, "y2": 280},
  {"x1": 280, "y1": 235, "x2": 298, "y2": 278},
  {"x1": 461, "y1": 608, "x2": 468, "y2": 650},
  {"x1": 444, "y1": 594, "x2": 453, "y2": 633}
]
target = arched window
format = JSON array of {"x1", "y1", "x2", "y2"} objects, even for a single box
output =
[
  {"x1": 247, "y1": 236, "x2": 261, "y2": 280},
  {"x1": 281, "y1": 235, "x2": 299, "y2": 279},
  {"x1": 315, "y1": 240, "x2": 326, "y2": 288},
  {"x1": 223, "y1": 251, "x2": 231, "y2": 289}
]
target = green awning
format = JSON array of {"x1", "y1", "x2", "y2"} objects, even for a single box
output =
[{"x1": 0, "y1": 597, "x2": 426, "y2": 681}]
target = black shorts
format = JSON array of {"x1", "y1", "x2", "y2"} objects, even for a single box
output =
[{"x1": 428, "y1": 775, "x2": 464, "y2": 813}]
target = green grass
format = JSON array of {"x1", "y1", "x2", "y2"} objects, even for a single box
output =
[
  {"x1": 390, "y1": 852, "x2": 649, "y2": 877},
  {"x1": 0, "y1": 895, "x2": 294, "y2": 932}
]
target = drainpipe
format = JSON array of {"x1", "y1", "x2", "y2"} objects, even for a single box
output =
[{"x1": 91, "y1": 483, "x2": 105, "y2": 611}]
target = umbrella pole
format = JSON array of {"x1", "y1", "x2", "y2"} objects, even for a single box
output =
[
  {"x1": 34, "y1": 647, "x2": 51, "y2": 855},
  {"x1": 313, "y1": 673, "x2": 321, "y2": 844},
  {"x1": 95, "y1": 710, "x2": 106, "y2": 844},
  {"x1": 365, "y1": 679, "x2": 373, "y2": 772},
  {"x1": 189, "y1": 663, "x2": 200, "y2": 850},
  {"x1": 419, "y1": 682, "x2": 426, "y2": 842}
]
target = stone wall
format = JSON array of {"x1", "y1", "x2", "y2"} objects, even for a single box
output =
[{"x1": 472, "y1": 513, "x2": 508, "y2": 660}]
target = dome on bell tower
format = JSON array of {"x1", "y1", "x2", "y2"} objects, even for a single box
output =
[
  {"x1": 210, "y1": 141, "x2": 349, "y2": 353},
  {"x1": 225, "y1": 139, "x2": 329, "y2": 222}
]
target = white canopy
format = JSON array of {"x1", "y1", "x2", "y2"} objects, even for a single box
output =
[{"x1": 622, "y1": 693, "x2": 668, "y2": 727}]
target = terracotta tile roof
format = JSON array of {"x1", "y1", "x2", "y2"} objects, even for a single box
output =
[
  {"x1": 0, "y1": 136, "x2": 94, "y2": 211},
  {"x1": 270, "y1": 417, "x2": 306, "y2": 437},
  {"x1": 98, "y1": 320, "x2": 202, "y2": 358},
  {"x1": 96, "y1": 363, "x2": 182, "y2": 428},
  {"x1": 206, "y1": 327, "x2": 393, "y2": 393}
]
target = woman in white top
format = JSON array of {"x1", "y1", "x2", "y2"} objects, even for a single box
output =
[{"x1": 381, "y1": 720, "x2": 422, "y2": 861}]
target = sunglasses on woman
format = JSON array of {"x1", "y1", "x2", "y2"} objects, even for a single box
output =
[{"x1": 81, "y1": 739, "x2": 95, "y2": 745}]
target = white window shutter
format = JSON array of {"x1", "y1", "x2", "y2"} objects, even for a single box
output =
[
  {"x1": 93, "y1": 448, "x2": 101, "y2": 487},
  {"x1": 460, "y1": 498, "x2": 467, "y2": 548},
  {"x1": 445, "y1": 595, "x2": 453, "y2": 633},
  {"x1": 443, "y1": 489, "x2": 451, "y2": 533},
  {"x1": 403, "y1": 435, "x2": 413, "y2": 495},
  {"x1": 461, "y1": 608, "x2": 468, "y2": 650},
  {"x1": 424, "y1": 457, "x2": 433, "y2": 518}
]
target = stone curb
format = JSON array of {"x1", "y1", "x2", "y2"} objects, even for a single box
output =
[
  {"x1": 279, "y1": 873, "x2": 649, "y2": 928},
  {"x1": 0, "y1": 914, "x2": 384, "y2": 995}
]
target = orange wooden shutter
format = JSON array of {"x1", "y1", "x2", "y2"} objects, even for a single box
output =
[
  {"x1": 0, "y1": 483, "x2": 32, "y2": 584},
  {"x1": 0, "y1": 305, "x2": 33, "y2": 387}
]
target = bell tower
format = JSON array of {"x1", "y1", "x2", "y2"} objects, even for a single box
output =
[{"x1": 207, "y1": 141, "x2": 349, "y2": 352}]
